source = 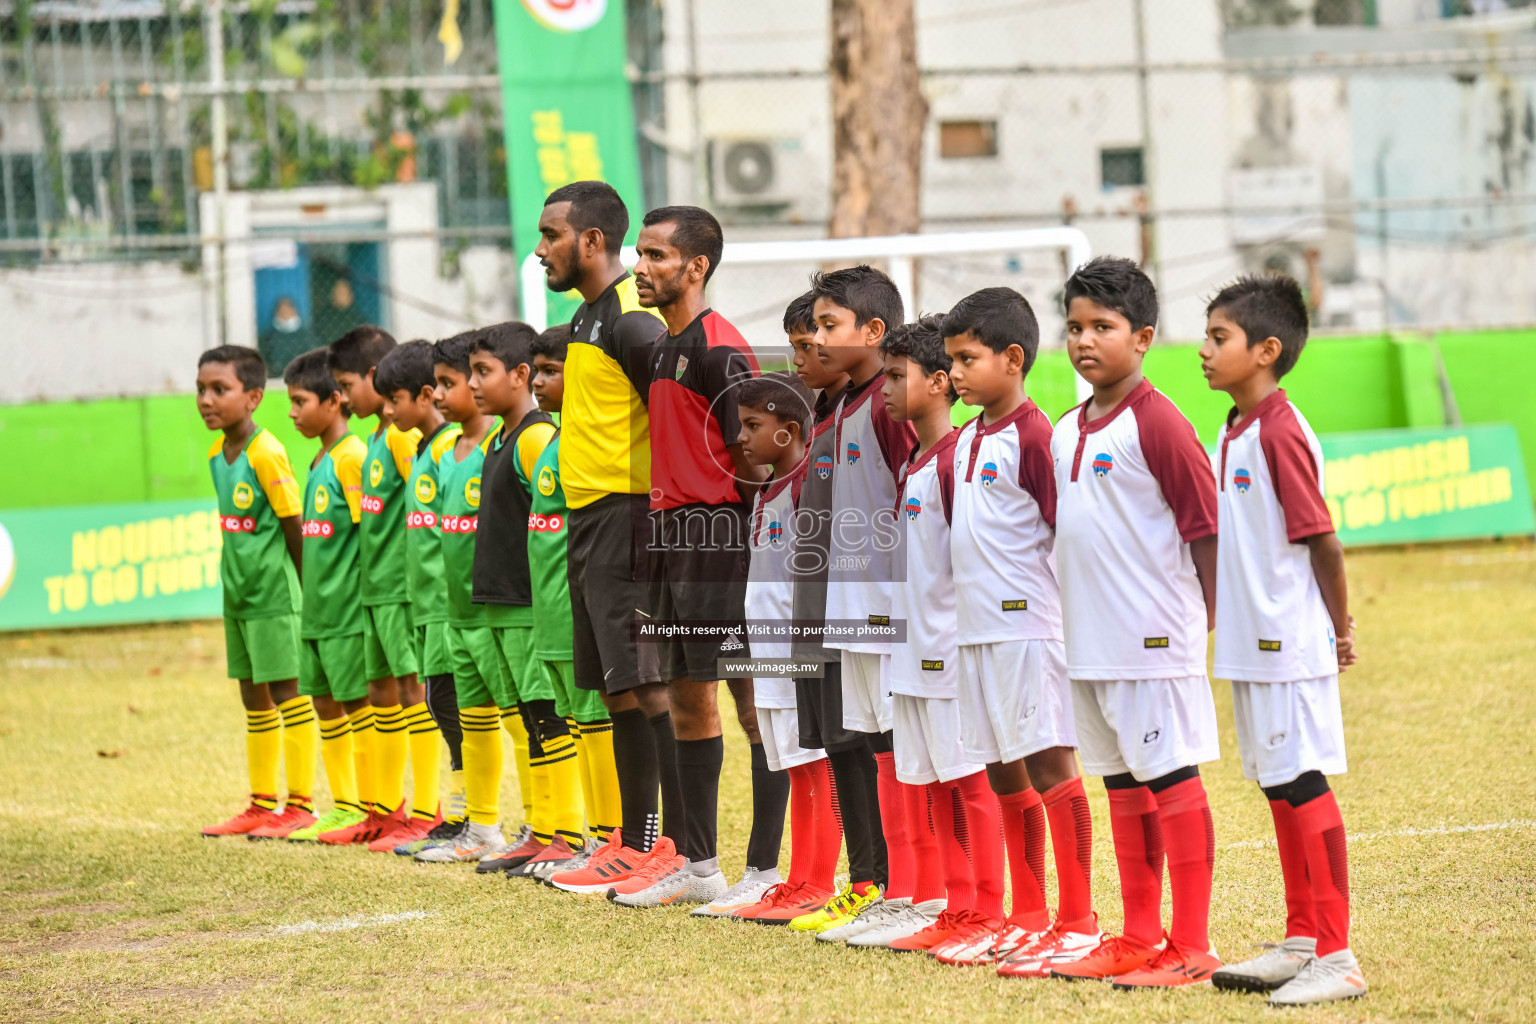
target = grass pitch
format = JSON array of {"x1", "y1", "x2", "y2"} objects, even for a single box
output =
[{"x1": 2, "y1": 543, "x2": 1534, "y2": 1023}]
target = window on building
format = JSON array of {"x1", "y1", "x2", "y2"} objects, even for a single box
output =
[
  {"x1": 1101, "y1": 146, "x2": 1145, "y2": 189},
  {"x1": 939, "y1": 120, "x2": 998, "y2": 159}
]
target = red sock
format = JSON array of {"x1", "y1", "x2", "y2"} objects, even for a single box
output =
[
  {"x1": 786, "y1": 762, "x2": 813, "y2": 888},
  {"x1": 1294, "y1": 790, "x2": 1350, "y2": 956},
  {"x1": 904, "y1": 777, "x2": 944, "y2": 902},
  {"x1": 997, "y1": 787, "x2": 1050, "y2": 930},
  {"x1": 927, "y1": 780, "x2": 976, "y2": 911},
  {"x1": 872, "y1": 751, "x2": 914, "y2": 900},
  {"x1": 1106, "y1": 785, "x2": 1165, "y2": 947},
  {"x1": 1043, "y1": 777, "x2": 1094, "y2": 927},
  {"x1": 1154, "y1": 776, "x2": 1215, "y2": 953},
  {"x1": 956, "y1": 771, "x2": 1006, "y2": 921},
  {"x1": 805, "y1": 757, "x2": 842, "y2": 893},
  {"x1": 1269, "y1": 798, "x2": 1316, "y2": 940}
]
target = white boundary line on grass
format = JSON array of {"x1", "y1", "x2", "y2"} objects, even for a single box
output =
[
  {"x1": 1225, "y1": 819, "x2": 1536, "y2": 850},
  {"x1": 273, "y1": 911, "x2": 434, "y2": 935}
]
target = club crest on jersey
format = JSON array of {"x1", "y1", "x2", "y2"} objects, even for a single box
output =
[
  {"x1": 1233, "y1": 467, "x2": 1252, "y2": 493},
  {"x1": 767, "y1": 521, "x2": 784, "y2": 546},
  {"x1": 465, "y1": 476, "x2": 481, "y2": 508},
  {"x1": 589, "y1": 319, "x2": 602, "y2": 342},
  {"x1": 415, "y1": 475, "x2": 437, "y2": 503},
  {"x1": 232, "y1": 481, "x2": 255, "y2": 510},
  {"x1": 538, "y1": 465, "x2": 556, "y2": 496},
  {"x1": 846, "y1": 442, "x2": 861, "y2": 466},
  {"x1": 905, "y1": 497, "x2": 922, "y2": 520},
  {"x1": 815, "y1": 454, "x2": 833, "y2": 480},
  {"x1": 313, "y1": 484, "x2": 330, "y2": 514},
  {"x1": 674, "y1": 354, "x2": 689, "y2": 380},
  {"x1": 980, "y1": 462, "x2": 998, "y2": 487},
  {"x1": 1092, "y1": 452, "x2": 1113, "y2": 477},
  {"x1": 369, "y1": 458, "x2": 384, "y2": 488}
]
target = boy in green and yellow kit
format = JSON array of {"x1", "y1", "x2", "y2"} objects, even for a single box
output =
[{"x1": 196, "y1": 345, "x2": 317, "y2": 838}]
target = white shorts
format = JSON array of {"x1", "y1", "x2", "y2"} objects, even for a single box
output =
[
  {"x1": 757, "y1": 705, "x2": 826, "y2": 773},
  {"x1": 957, "y1": 640, "x2": 1077, "y2": 765},
  {"x1": 1071, "y1": 676, "x2": 1220, "y2": 782},
  {"x1": 1231, "y1": 675, "x2": 1347, "y2": 787},
  {"x1": 891, "y1": 693, "x2": 983, "y2": 785},
  {"x1": 841, "y1": 651, "x2": 892, "y2": 734}
]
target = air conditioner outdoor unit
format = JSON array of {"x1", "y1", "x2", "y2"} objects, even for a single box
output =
[{"x1": 709, "y1": 137, "x2": 806, "y2": 207}]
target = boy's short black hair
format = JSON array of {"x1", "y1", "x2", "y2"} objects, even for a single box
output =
[
  {"x1": 942, "y1": 286, "x2": 1041, "y2": 375},
  {"x1": 642, "y1": 205, "x2": 725, "y2": 284},
  {"x1": 283, "y1": 347, "x2": 342, "y2": 401},
  {"x1": 1207, "y1": 274, "x2": 1310, "y2": 379},
  {"x1": 544, "y1": 180, "x2": 629, "y2": 255},
  {"x1": 782, "y1": 291, "x2": 816, "y2": 336},
  {"x1": 374, "y1": 339, "x2": 437, "y2": 398},
  {"x1": 1063, "y1": 256, "x2": 1159, "y2": 332},
  {"x1": 326, "y1": 324, "x2": 397, "y2": 374},
  {"x1": 198, "y1": 345, "x2": 267, "y2": 390},
  {"x1": 432, "y1": 331, "x2": 478, "y2": 376},
  {"x1": 881, "y1": 313, "x2": 957, "y2": 405},
  {"x1": 470, "y1": 321, "x2": 539, "y2": 374},
  {"x1": 808, "y1": 265, "x2": 904, "y2": 335},
  {"x1": 531, "y1": 323, "x2": 572, "y2": 362},
  {"x1": 736, "y1": 370, "x2": 815, "y2": 439}
]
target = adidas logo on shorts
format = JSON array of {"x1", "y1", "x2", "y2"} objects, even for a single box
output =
[{"x1": 720, "y1": 633, "x2": 745, "y2": 652}]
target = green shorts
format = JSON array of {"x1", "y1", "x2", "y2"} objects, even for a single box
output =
[
  {"x1": 414, "y1": 620, "x2": 453, "y2": 677},
  {"x1": 548, "y1": 658, "x2": 606, "y2": 722},
  {"x1": 224, "y1": 613, "x2": 300, "y2": 684},
  {"x1": 363, "y1": 602, "x2": 418, "y2": 681},
  {"x1": 448, "y1": 624, "x2": 514, "y2": 709},
  {"x1": 494, "y1": 625, "x2": 555, "y2": 704},
  {"x1": 298, "y1": 634, "x2": 368, "y2": 702}
]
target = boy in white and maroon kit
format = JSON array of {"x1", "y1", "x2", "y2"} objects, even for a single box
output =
[
  {"x1": 1198, "y1": 275, "x2": 1366, "y2": 1007},
  {"x1": 1049, "y1": 257, "x2": 1222, "y2": 989},
  {"x1": 938, "y1": 288, "x2": 1098, "y2": 976}
]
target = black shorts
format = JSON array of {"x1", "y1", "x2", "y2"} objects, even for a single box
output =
[
  {"x1": 795, "y1": 660, "x2": 864, "y2": 753},
  {"x1": 568, "y1": 493, "x2": 660, "y2": 695},
  {"x1": 648, "y1": 503, "x2": 749, "y2": 684}
]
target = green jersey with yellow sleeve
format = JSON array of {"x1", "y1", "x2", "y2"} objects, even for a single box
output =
[
  {"x1": 405, "y1": 423, "x2": 461, "y2": 625},
  {"x1": 300, "y1": 433, "x2": 366, "y2": 639},
  {"x1": 359, "y1": 421, "x2": 421, "y2": 606},
  {"x1": 438, "y1": 426, "x2": 497, "y2": 628},
  {"x1": 208, "y1": 426, "x2": 302, "y2": 620}
]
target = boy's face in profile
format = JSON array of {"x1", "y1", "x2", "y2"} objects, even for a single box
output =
[
  {"x1": 943, "y1": 331, "x2": 1018, "y2": 410},
  {"x1": 434, "y1": 365, "x2": 479, "y2": 423},
  {"x1": 1065, "y1": 296, "x2": 1151, "y2": 389},
  {"x1": 387, "y1": 387, "x2": 427, "y2": 432},
  {"x1": 196, "y1": 361, "x2": 260, "y2": 431},
  {"x1": 532, "y1": 354, "x2": 565, "y2": 413},
  {"x1": 468, "y1": 351, "x2": 527, "y2": 416},
  {"x1": 880, "y1": 353, "x2": 926, "y2": 423},
  {"x1": 334, "y1": 368, "x2": 384, "y2": 420},
  {"x1": 1199, "y1": 307, "x2": 1275, "y2": 393},
  {"x1": 288, "y1": 386, "x2": 338, "y2": 439},
  {"x1": 789, "y1": 328, "x2": 840, "y2": 390},
  {"x1": 736, "y1": 404, "x2": 795, "y2": 468},
  {"x1": 813, "y1": 299, "x2": 881, "y2": 376}
]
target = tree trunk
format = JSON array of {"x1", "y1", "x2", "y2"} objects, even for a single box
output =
[{"x1": 828, "y1": 0, "x2": 926, "y2": 239}]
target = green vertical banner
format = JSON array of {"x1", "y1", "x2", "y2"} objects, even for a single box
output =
[{"x1": 494, "y1": 0, "x2": 643, "y2": 323}]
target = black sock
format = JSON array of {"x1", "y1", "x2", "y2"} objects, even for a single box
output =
[
  {"x1": 745, "y1": 742, "x2": 789, "y2": 872},
  {"x1": 611, "y1": 708, "x2": 659, "y2": 852},
  {"x1": 424, "y1": 674, "x2": 462, "y2": 770},
  {"x1": 855, "y1": 737, "x2": 889, "y2": 889},
  {"x1": 675, "y1": 735, "x2": 725, "y2": 868},
  {"x1": 828, "y1": 746, "x2": 880, "y2": 889},
  {"x1": 649, "y1": 711, "x2": 685, "y2": 848}
]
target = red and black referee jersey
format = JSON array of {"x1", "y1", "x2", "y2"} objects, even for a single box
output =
[{"x1": 647, "y1": 308, "x2": 761, "y2": 510}]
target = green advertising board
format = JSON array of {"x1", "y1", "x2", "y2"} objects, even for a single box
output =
[
  {"x1": 0, "y1": 499, "x2": 224, "y2": 632},
  {"x1": 493, "y1": 0, "x2": 644, "y2": 323},
  {"x1": 1320, "y1": 424, "x2": 1534, "y2": 546}
]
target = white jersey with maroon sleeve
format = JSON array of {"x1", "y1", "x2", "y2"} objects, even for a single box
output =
[
  {"x1": 824, "y1": 373, "x2": 916, "y2": 654},
  {"x1": 1052, "y1": 379, "x2": 1218, "y2": 680},
  {"x1": 1215, "y1": 390, "x2": 1338, "y2": 683},
  {"x1": 746, "y1": 469, "x2": 804, "y2": 708},
  {"x1": 890, "y1": 430, "x2": 960, "y2": 699},
  {"x1": 951, "y1": 399, "x2": 1063, "y2": 645}
]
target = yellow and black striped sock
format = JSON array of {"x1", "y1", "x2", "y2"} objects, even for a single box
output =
[
  {"x1": 348, "y1": 706, "x2": 377, "y2": 815},
  {"x1": 569, "y1": 718, "x2": 596, "y2": 840},
  {"x1": 527, "y1": 743, "x2": 554, "y2": 844},
  {"x1": 277, "y1": 696, "x2": 317, "y2": 813},
  {"x1": 403, "y1": 702, "x2": 441, "y2": 821},
  {"x1": 459, "y1": 707, "x2": 503, "y2": 827},
  {"x1": 246, "y1": 709, "x2": 281, "y2": 811},
  {"x1": 501, "y1": 708, "x2": 534, "y2": 826},
  {"x1": 372, "y1": 704, "x2": 407, "y2": 816},
  {"x1": 319, "y1": 716, "x2": 361, "y2": 814},
  {"x1": 577, "y1": 718, "x2": 620, "y2": 842},
  {"x1": 542, "y1": 724, "x2": 585, "y2": 850},
  {"x1": 446, "y1": 768, "x2": 467, "y2": 823}
]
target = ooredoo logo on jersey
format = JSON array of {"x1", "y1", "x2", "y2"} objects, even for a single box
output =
[{"x1": 521, "y1": 0, "x2": 606, "y2": 32}]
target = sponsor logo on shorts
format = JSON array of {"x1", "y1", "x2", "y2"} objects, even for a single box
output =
[
  {"x1": 1143, "y1": 636, "x2": 1169, "y2": 648},
  {"x1": 1258, "y1": 639, "x2": 1282, "y2": 652},
  {"x1": 814, "y1": 454, "x2": 833, "y2": 480},
  {"x1": 867, "y1": 614, "x2": 890, "y2": 625},
  {"x1": 1092, "y1": 452, "x2": 1113, "y2": 477},
  {"x1": 1143, "y1": 729, "x2": 1160, "y2": 744},
  {"x1": 414, "y1": 474, "x2": 437, "y2": 503},
  {"x1": 1267, "y1": 731, "x2": 1288, "y2": 747},
  {"x1": 846, "y1": 442, "x2": 861, "y2": 466},
  {"x1": 221, "y1": 515, "x2": 258, "y2": 533},
  {"x1": 441, "y1": 515, "x2": 479, "y2": 534},
  {"x1": 719, "y1": 633, "x2": 745, "y2": 652},
  {"x1": 904, "y1": 497, "x2": 922, "y2": 520},
  {"x1": 232, "y1": 481, "x2": 255, "y2": 510},
  {"x1": 301, "y1": 519, "x2": 334, "y2": 538},
  {"x1": 538, "y1": 465, "x2": 556, "y2": 496},
  {"x1": 1233, "y1": 467, "x2": 1252, "y2": 493},
  {"x1": 313, "y1": 484, "x2": 330, "y2": 514},
  {"x1": 1001, "y1": 599, "x2": 1028, "y2": 611},
  {"x1": 528, "y1": 513, "x2": 565, "y2": 533},
  {"x1": 980, "y1": 462, "x2": 998, "y2": 487},
  {"x1": 370, "y1": 458, "x2": 384, "y2": 487},
  {"x1": 921, "y1": 659, "x2": 944, "y2": 671},
  {"x1": 360, "y1": 494, "x2": 384, "y2": 514},
  {"x1": 406, "y1": 510, "x2": 438, "y2": 530},
  {"x1": 465, "y1": 475, "x2": 481, "y2": 508}
]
